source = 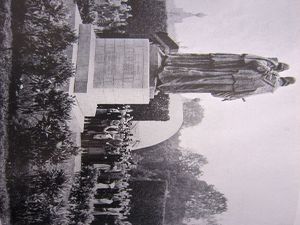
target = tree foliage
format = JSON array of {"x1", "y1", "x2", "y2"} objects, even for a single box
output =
[
  {"x1": 10, "y1": 0, "x2": 78, "y2": 165},
  {"x1": 77, "y1": 0, "x2": 132, "y2": 34},
  {"x1": 20, "y1": 0, "x2": 76, "y2": 54},
  {"x1": 68, "y1": 166, "x2": 98, "y2": 225},
  {"x1": 130, "y1": 92, "x2": 170, "y2": 121},
  {"x1": 131, "y1": 133, "x2": 227, "y2": 225},
  {"x1": 13, "y1": 117, "x2": 78, "y2": 165},
  {"x1": 185, "y1": 182, "x2": 227, "y2": 219},
  {"x1": 76, "y1": 0, "x2": 97, "y2": 24},
  {"x1": 8, "y1": 0, "x2": 79, "y2": 223},
  {"x1": 128, "y1": 180, "x2": 167, "y2": 225},
  {"x1": 125, "y1": 0, "x2": 168, "y2": 37},
  {"x1": 10, "y1": 168, "x2": 70, "y2": 225},
  {"x1": 182, "y1": 98, "x2": 204, "y2": 128},
  {"x1": 179, "y1": 150, "x2": 208, "y2": 178}
]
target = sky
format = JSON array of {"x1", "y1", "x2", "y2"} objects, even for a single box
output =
[{"x1": 171, "y1": 0, "x2": 300, "y2": 224}]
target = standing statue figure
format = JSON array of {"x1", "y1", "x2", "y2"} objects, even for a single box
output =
[{"x1": 158, "y1": 53, "x2": 295, "y2": 101}]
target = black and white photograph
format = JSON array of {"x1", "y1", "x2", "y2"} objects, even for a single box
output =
[{"x1": 0, "y1": 0, "x2": 300, "y2": 225}]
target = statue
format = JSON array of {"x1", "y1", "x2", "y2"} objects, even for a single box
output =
[{"x1": 158, "y1": 53, "x2": 295, "y2": 101}]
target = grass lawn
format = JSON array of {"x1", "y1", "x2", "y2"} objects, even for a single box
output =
[{"x1": 0, "y1": 0, "x2": 12, "y2": 224}]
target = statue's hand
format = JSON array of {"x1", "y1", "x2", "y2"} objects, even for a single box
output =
[
  {"x1": 222, "y1": 98, "x2": 235, "y2": 101},
  {"x1": 222, "y1": 97, "x2": 246, "y2": 102},
  {"x1": 213, "y1": 92, "x2": 234, "y2": 101},
  {"x1": 257, "y1": 64, "x2": 271, "y2": 73}
]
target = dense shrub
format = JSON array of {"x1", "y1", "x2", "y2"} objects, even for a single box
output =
[
  {"x1": 128, "y1": 180, "x2": 167, "y2": 225},
  {"x1": 76, "y1": 0, "x2": 96, "y2": 24},
  {"x1": 10, "y1": 168, "x2": 70, "y2": 225},
  {"x1": 20, "y1": 0, "x2": 77, "y2": 55},
  {"x1": 130, "y1": 92, "x2": 170, "y2": 121},
  {"x1": 77, "y1": 0, "x2": 133, "y2": 34},
  {"x1": 68, "y1": 166, "x2": 97, "y2": 225},
  {"x1": 10, "y1": 0, "x2": 78, "y2": 164},
  {"x1": 77, "y1": 0, "x2": 168, "y2": 37},
  {"x1": 13, "y1": 118, "x2": 79, "y2": 165},
  {"x1": 126, "y1": 0, "x2": 167, "y2": 37},
  {"x1": 8, "y1": 0, "x2": 80, "y2": 223}
]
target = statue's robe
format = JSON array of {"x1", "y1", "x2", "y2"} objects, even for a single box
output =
[
  {"x1": 162, "y1": 53, "x2": 279, "y2": 71},
  {"x1": 158, "y1": 56, "x2": 281, "y2": 100}
]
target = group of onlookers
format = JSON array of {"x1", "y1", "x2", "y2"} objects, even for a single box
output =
[{"x1": 82, "y1": 105, "x2": 135, "y2": 225}]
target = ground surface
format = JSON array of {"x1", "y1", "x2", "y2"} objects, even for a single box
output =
[{"x1": 0, "y1": 0, "x2": 12, "y2": 224}]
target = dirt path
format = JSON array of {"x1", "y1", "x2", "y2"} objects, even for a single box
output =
[{"x1": 0, "y1": 0, "x2": 12, "y2": 224}]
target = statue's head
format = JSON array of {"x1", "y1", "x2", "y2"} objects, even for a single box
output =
[
  {"x1": 280, "y1": 77, "x2": 296, "y2": 86},
  {"x1": 276, "y1": 62, "x2": 290, "y2": 72}
]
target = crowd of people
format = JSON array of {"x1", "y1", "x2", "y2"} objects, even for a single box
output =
[{"x1": 81, "y1": 105, "x2": 136, "y2": 225}]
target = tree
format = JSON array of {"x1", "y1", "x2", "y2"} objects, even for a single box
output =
[
  {"x1": 131, "y1": 133, "x2": 227, "y2": 225},
  {"x1": 76, "y1": 0, "x2": 96, "y2": 24},
  {"x1": 77, "y1": 0, "x2": 132, "y2": 34},
  {"x1": 179, "y1": 150, "x2": 208, "y2": 177},
  {"x1": 185, "y1": 182, "x2": 227, "y2": 220},
  {"x1": 128, "y1": 180, "x2": 167, "y2": 225},
  {"x1": 125, "y1": 0, "x2": 168, "y2": 37},
  {"x1": 21, "y1": 0, "x2": 77, "y2": 55},
  {"x1": 182, "y1": 98, "x2": 204, "y2": 128}
]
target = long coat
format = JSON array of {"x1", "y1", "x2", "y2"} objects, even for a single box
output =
[{"x1": 158, "y1": 54, "x2": 282, "y2": 100}]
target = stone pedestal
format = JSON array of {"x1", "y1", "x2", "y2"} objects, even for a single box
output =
[{"x1": 73, "y1": 24, "x2": 150, "y2": 117}]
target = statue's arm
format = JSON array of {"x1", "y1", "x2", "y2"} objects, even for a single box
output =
[
  {"x1": 246, "y1": 61, "x2": 271, "y2": 74},
  {"x1": 243, "y1": 54, "x2": 279, "y2": 68}
]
